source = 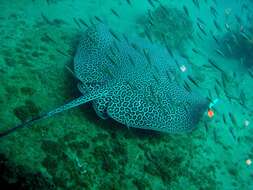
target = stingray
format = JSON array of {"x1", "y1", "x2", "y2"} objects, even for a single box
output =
[{"x1": 0, "y1": 24, "x2": 209, "y2": 137}]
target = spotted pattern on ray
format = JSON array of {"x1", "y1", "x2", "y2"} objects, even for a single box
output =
[{"x1": 74, "y1": 24, "x2": 209, "y2": 133}]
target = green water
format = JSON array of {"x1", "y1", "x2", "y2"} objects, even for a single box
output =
[{"x1": 0, "y1": 0, "x2": 253, "y2": 189}]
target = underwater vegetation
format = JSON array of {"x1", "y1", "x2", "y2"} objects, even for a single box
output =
[
  {"x1": 0, "y1": 153, "x2": 54, "y2": 190},
  {"x1": 137, "y1": 5, "x2": 193, "y2": 50},
  {"x1": 0, "y1": 127, "x2": 218, "y2": 189}
]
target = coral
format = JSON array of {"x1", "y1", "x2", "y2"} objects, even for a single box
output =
[
  {"x1": 20, "y1": 86, "x2": 36, "y2": 96},
  {"x1": 98, "y1": 177, "x2": 121, "y2": 190},
  {"x1": 228, "y1": 166, "x2": 239, "y2": 177},
  {"x1": 0, "y1": 153, "x2": 54, "y2": 190},
  {"x1": 144, "y1": 149, "x2": 183, "y2": 183},
  {"x1": 13, "y1": 100, "x2": 41, "y2": 122},
  {"x1": 41, "y1": 139, "x2": 64, "y2": 156},
  {"x1": 92, "y1": 145, "x2": 117, "y2": 172}
]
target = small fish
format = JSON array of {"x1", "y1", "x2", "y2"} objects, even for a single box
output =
[
  {"x1": 222, "y1": 114, "x2": 227, "y2": 124},
  {"x1": 196, "y1": 32, "x2": 204, "y2": 41},
  {"x1": 230, "y1": 34, "x2": 239, "y2": 46},
  {"x1": 241, "y1": 3, "x2": 248, "y2": 12},
  {"x1": 214, "y1": 85, "x2": 220, "y2": 97},
  {"x1": 147, "y1": 10, "x2": 154, "y2": 21},
  {"x1": 213, "y1": 20, "x2": 222, "y2": 31},
  {"x1": 43, "y1": 33, "x2": 56, "y2": 44},
  {"x1": 147, "y1": 18, "x2": 154, "y2": 26},
  {"x1": 192, "y1": 0, "x2": 200, "y2": 9},
  {"x1": 41, "y1": 13, "x2": 52, "y2": 25},
  {"x1": 197, "y1": 23, "x2": 207, "y2": 36},
  {"x1": 221, "y1": 73, "x2": 227, "y2": 89},
  {"x1": 174, "y1": 59, "x2": 180, "y2": 70},
  {"x1": 122, "y1": 34, "x2": 129, "y2": 44},
  {"x1": 165, "y1": 44, "x2": 174, "y2": 58},
  {"x1": 126, "y1": 0, "x2": 131, "y2": 6},
  {"x1": 235, "y1": 15, "x2": 242, "y2": 24},
  {"x1": 215, "y1": 79, "x2": 222, "y2": 87},
  {"x1": 204, "y1": 121, "x2": 208, "y2": 133},
  {"x1": 78, "y1": 18, "x2": 89, "y2": 27},
  {"x1": 143, "y1": 49, "x2": 152, "y2": 66},
  {"x1": 228, "y1": 127, "x2": 236, "y2": 141},
  {"x1": 240, "y1": 32, "x2": 251, "y2": 41},
  {"x1": 214, "y1": 49, "x2": 225, "y2": 57},
  {"x1": 183, "y1": 80, "x2": 192, "y2": 92},
  {"x1": 225, "y1": 42, "x2": 233, "y2": 55},
  {"x1": 240, "y1": 90, "x2": 246, "y2": 105},
  {"x1": 131, "y1": 43, "x2": 142, "y2": 54},
  {"x1": 89, "y1": 18, "x2": 95, "y2": 26},
  {"x1": 225, "y1": 23, "x2": 232, "y2": 32},
  {"x1": 210, "y1": 6, "x2": 218, "y2": 18},
  {"x1": 206, "y1": 97, "x2": 213, "y2": 105},
  {"x1": 187, "y1": 33, "x2": 197, "y2": 45},
  {"x1": 160, "y1": 4, "x2": 169, "y2": 15},
  {"x1": 229, "y1": 112, "x2": 238, "y2": 127},
  {"x1": 56, "y1": 49, "x2": 69, "y2": 57},
  {"x1": 248, "y1": 69, "x2": 253, "y2": 78},
  {"x1": 208, "y1": 89, "x2": 213, "y2": 100},
  {"x1": 94, "y1": 16, "x2": 103, "y2": 23},
  {"x1": 211, "y1": 32, "x2": 220, "y2": 45},
  {"x1": 73, "y1": 17, "x2": 81, "y2": 29},
  {"x1": 109, "y1": 29, "x2": 121, "y2": 41},
  {"x1": 187, "y1": 75, "x2": 200, "y2": 88},
  {"x1": 183, "y1": 5, "x2": 189, "y2": 16},
  {"x1": 192, "y1": 48, "x2": 204, "y2": 56},
  {"x1": 225, "y1": 93, "x2": 240, "y2": 103},
  {"x1": 208, "y1": 58, "x2": 224, "y2": 73},
  {"x1": 144, "y1": 29, "x2": 153, "y2": 43},
  {"x1": 110, "y1": 8, "x2": 120, "y2": 18},
  {"x1": 147, "y1": 0, "x2": 155, "y2": 8},
  {"x1": 197, "y1": 17, "x2": 206, "y2": 26},
  {"x1": 180, "y1": 52, "x2": 190, "y2": 61},
  {"x1": 223, "y1": 90, "x2": 231, "y2": 103}
]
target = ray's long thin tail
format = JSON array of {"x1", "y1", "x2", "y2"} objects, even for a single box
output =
[{"x1": 0, "y1": 95, "x2": 93, "y2": 138}]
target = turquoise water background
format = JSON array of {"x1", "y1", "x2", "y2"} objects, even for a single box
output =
[{"x1": 0, "y1": 0, "x2": 253, "y2": 189}]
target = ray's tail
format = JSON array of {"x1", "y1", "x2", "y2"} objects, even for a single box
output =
[{"x1": 0, "y1": 95, "x2": 94, "y2": 138}]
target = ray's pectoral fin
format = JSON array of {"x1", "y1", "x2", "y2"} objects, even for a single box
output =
[{"x1": 0, "y1": 93, "x2": 100, "y2": 138}]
